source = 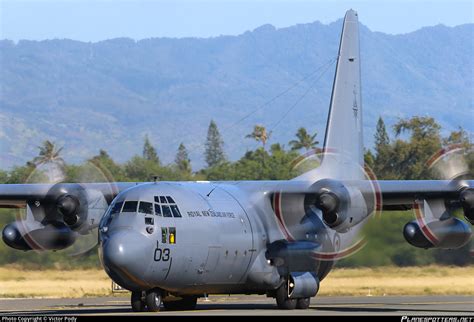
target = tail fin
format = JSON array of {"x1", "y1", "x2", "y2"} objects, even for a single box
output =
[{"x1": 296, "y1": 10, "x2": 363, "y2": 181}]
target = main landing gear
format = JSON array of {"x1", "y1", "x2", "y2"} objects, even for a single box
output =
[{"x1": 275, "y1": 279, "x2": 311, "y2": 310}]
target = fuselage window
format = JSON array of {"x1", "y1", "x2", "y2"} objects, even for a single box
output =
[
  {"x1": 162, "y1": 205, "x2": 173, "y2": 218},
  {"x1": 138, "y1": 201, "x2": 153, "y2": 215},
  {"x1": 170, "y1": 204, "x2": 182, "y2": 218},
  {"x1": 154, "y1": 203, "x2": 162, "y2": 216},
  {"x1": 166, "y1": 196, "x2": 175, "y2": 203},
  {"x1": 122, "y1": 201, "x2": 138, "y2": 213},
  {"x1": 154, "y1": 196, "x2": 160, "y2": 203},
  {"x1": 160, "y1": 196, "x2": 167, "y2": 204},
  {"x1": 110, "y1": 201, "x2": 123, "y2": 215}
]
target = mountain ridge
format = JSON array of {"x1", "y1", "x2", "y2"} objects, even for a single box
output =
[{"x1": 0, "y1": 20, "x2": 472, "y2": 170}]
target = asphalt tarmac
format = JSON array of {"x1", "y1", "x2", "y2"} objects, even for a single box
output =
[{"x1": 1, "y1": 295, "x2": 473, "y2": 316}]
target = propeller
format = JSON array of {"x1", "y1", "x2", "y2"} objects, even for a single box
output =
[
  {"x1": 13, "y1": 158, "x2": 116, "y2": 256},
  {"x1": 270, "y1": 148, "x2": 379, "y2": 262},
  {"x1": 407, "y1": 144, "x2": 474, "y2": 251}
]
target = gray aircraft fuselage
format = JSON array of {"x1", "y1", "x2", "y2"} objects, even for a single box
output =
[{"x1": 98, "y1": 167, "x2": 368, "y2": 296}]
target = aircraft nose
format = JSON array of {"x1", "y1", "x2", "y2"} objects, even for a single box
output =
[
  {"x1": 101, "y1": 230, "x2": 150, "y2": 289},
  {"x1": 102, "y1": 230, "x2": 143, "y2": 269}
]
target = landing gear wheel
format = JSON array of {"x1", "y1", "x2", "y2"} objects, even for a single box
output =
[
  {"x1": 131, "y1": 291, "x2": 146, "y2": 312},
  {"x1": 163, "y1": 296, "x2": 198, "y2": 311},
  {"x1": 275, "y1": 281, "x2": 297, "y2": 310},
  {"x1": 145, "y1": 289, "x2": 162, "y2": 312},
  {"x1": 296, "y1": 297, "x2": 311, "y2": 309}
]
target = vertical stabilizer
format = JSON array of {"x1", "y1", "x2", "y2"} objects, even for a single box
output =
[{"x1": 296, "y1": 10, "x2": 364, "y2": 181}]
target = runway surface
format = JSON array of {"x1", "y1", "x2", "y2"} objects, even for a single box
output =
[{"x1": 1, "y1": 295, "x2": 473, "y2": 315}]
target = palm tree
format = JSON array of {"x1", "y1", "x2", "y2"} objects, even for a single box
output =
[
  {"x1": 27, "y1": 140, "x2": 65, "y2": 183},
  {"x1": 289, "y1": 127, "x2": 319, "y2": 151},
  {"x1": 246, "y1": 125, "x2": 271, "y2": 150},
  {"x1": 33, "y1": 140, "x2": 65, "y2": 166}
]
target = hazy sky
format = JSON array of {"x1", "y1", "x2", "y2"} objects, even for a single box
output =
[{"x1": 1, "y1": 0, "x2": 473, "y2": 41}]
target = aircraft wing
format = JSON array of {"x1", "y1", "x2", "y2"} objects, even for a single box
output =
[
  {"x1": 0, "y1": 182, "x2": 137, "y2": 208},
  {"x1": 264, "y1": 179, "x2": 473, "y2": 211},
  {"x1": 372, "y1": 180, "x2": 473, "y2": 210}
]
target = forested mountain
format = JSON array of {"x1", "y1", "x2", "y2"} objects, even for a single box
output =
[{"x1": 1, "y1": 20, "x2": 472, "y2": 169}]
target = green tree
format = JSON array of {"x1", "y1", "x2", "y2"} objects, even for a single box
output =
[
  {"x1": 364, "y1": 149, "x2": 375, "y2": 170},
  {"x1": 88, "y1": 149, "x2": 126, "y2": 181},
  {"x1": 373, "y1": 117, "x2": 392, "y2": 179},
  {"x1": 143, "y1": 135, "x2": 160, "y2": 164},
  {"x1": 124, "y1": 156, "x2": 176, "y2": 182},
  {"x1": 205, "y1": 120, "x2": 226, "y2": 168},
  {"x1": 27, "y1": 140, "x2": 67, "y2": 183},
  {"x1": 246, "y1": 125, "x2": 271, "y2": 150},
  {"x1": 289, "y1": 127, "x2": 319, "y2": 151},
  {"x1": 375, "y1": 117, "x2": 390, "y2": 147},
  {"x1": 32, "y1": 140, "x2": 65, "y2": 167},
  {"x1": 175, "y1": 143, "x2": 191, "y2": 174},
  {"x1": 391, "y1": 116, "x2": 442, "y2": 179},
  {"x1": 443, "y1": 127, "x2": 471, "y2": 148},
  {"x1": 0, "y1": 170, "x2": 7, "y2": 183}
]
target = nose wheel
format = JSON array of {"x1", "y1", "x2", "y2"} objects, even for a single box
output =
[
  {"x1": 131, "y1": 289, "x2": 163, "y2": 312},
  {"x1": 145, "y1": 289, "x2": 163, "y2": 312}
]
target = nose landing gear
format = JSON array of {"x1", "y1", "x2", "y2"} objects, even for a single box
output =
[
  {"x1": 130, "y1": 289, "x2": 163, "y2": 312},
  {"x1": 146, "y1": 289, "x2": 163, "y2": 312}
]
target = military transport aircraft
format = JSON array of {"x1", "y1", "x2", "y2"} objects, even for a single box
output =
[{"x1": 1, "y1": 10, "x2": 473, "y2": 311}]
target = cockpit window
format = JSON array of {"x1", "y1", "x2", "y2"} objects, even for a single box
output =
[
  {"x1": 154, "y1": 203, "x2": 162, "y2": 216},
  {"x1": 110, "y1": 201, "x2": 123, "y2": 215},
  {"x1": 153, "y1": 195, "x2": 183, "y2": 218},
  {"x1": 138, "y1": 201, "x2": 153, "y2": 215},
  {"x1": 162, "y1": 205, "x2": 173, "y2": 218},
  {"x1": 170, "y1": 204, "x2": 182, "y2": 218},
  {"x1": 122, "y1": 201, "x2": 138, "y2": 213}
]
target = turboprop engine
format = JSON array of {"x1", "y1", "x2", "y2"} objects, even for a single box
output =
[
  {"x1": 309, "y1": 179, "x2": 374, "y2": 232},
  {"x1": 2, "y1": 183, "x2": 110, "y2": 251}
]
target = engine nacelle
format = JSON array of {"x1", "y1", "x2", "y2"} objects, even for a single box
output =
[
  {"x1": 2, "y1": 221, "x2": 76, "y2": 251},
  {"x1": 310, "y1": 179, "x2": 371, "y2": 232},
  {"x1": 403, "y1": 217, "x2": 471, "y2": 249},
  {"x1": 2, "y1": 183, "x2": 110, "y2": 252},
  {"x1": 42, "y1": 183, "x2": 89, "y2": 229},
  {"x1": 2, "y1": 222, "x2": 32, "y2": 251}
]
